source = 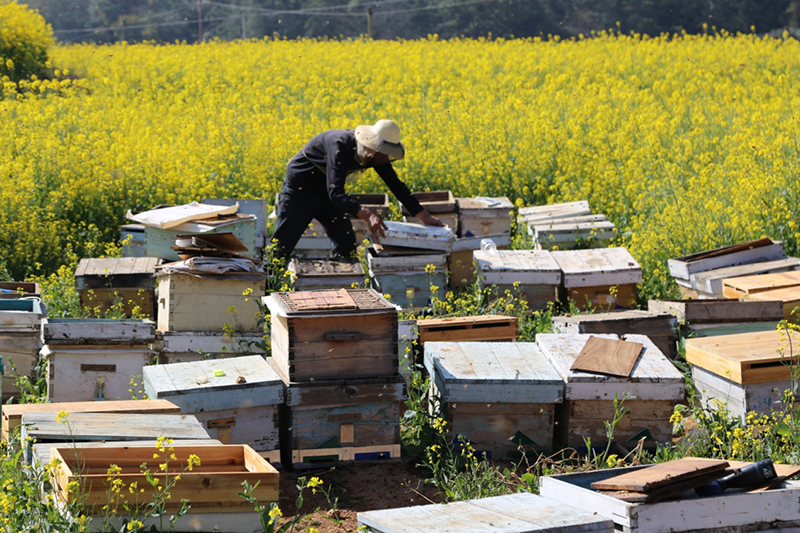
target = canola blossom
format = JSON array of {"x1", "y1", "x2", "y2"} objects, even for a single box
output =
[{"x1": 2, "y1": 32, "x2": 799, "y2": 299}]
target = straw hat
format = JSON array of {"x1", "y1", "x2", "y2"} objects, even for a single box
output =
[{"x1": 355, "y1": 119, "x2": 405, "y2": 161}]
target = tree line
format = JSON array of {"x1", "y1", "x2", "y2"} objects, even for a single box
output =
[{"x1": 26, "y1": 0, "x2": 800, "y2": 43}]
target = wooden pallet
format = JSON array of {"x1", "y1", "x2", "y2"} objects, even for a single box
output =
[
  {"x1": 417, "y1": 315, "x2": 519, "y2": 344},
  {"x1": 685, "y1": 329, "x2": 800, "y2": 384}
]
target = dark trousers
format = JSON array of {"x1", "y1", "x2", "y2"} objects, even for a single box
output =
[{"x1": 272, "y1": 181, "x2": 357, "y2": 259}]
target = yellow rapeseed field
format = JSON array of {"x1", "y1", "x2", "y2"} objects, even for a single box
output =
[{"x1": 2, "y1": 32, "x2": 799, "y2": 299}]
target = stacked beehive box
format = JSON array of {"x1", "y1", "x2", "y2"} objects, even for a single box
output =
[
  {"x1": 448, "y1": 233, "x2": 512, "y2": 289},
  {"x1": 536, "y1": 333, "x2": 684, "y2": 448},
  {"x1": 551, "y1": 247, "x2": 642, "y2": 311},
  {"x1": 41, "y1": 318, "x2": 155, "y2": 402},
  {"x1": 0, "y1": 281, "x2": 40, "y2": 300},
  {"x1": 143, "y1": 355, "x2": 284, "y2": 463},
  {"x1": 685, "y1": 329, "x2": 800, "y2": 420},
  {"x1": 473, "y1": 249, "x2": 562, "y2": 308},
  {"x1": 667, "y1": 238, "x2": 798, "y2": 299},
  {"x1": 721, "y1": 270, "x2": 800, "y2": 321},
  {"x1": 264, "y1": 288, "x2": 404, "y2": 467},
  {"x1": 0, "y1": 297, "x2": 45, "y2": 402},
  {"x1": 74, "y1": 257, "x2": 161, "y2": 318},
  {"x1": 517, "y1": 200, "x2": 616, "y2": 251},
  {"x1": 402, "y1": 190, "x2": 458, "y2": 230},
  {"x1": 288, "y1": 257, "x2": 365, "y2": 290},
  {"x1": 424, "y1": 341, "x2": 564, "y2": 458},
  {"x1": 366, "y1": 221, "x2": 454, "y2": 311}
]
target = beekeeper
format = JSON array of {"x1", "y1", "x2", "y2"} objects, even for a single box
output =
[{"x1": 272, "y1": 119, "x2": 444, "y2": 259}]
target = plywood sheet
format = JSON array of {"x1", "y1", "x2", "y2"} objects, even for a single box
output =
[
  {"x1": 590, "y1": 458, "x2": 729, "y2": 492},
  {"x1": 570, "y1": 336, "x2": 643, "y2": 378}
]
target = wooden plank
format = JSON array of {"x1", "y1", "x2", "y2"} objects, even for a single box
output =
[
  {"x1": 590, "y1": 458, "x2": 729, "y2": 492},
  {"x1": 400, "y1": 191, "x2": 456, "y2": 215},
  {"x1": 32, "y1": 438, "x2": 222, "y2": 467},
  {"x1": 685, "y1": 329, "x2": 800, "y2": 384},
  {"x1": 517, "y1": 201, "x2": 592, "y2": 225},
  {"x1": 380, "y1": 221, "x2": 456, "y2": 252},
  {"x1": 647, "y1": 299, "x2": 785, "y2": 324},
  {"x1": 367, "y1": 246, "x2": 448, "y2": 272},
  {"x1": 722, "y1": 270, "x2": 800, "y2": 298},
  {"x1": 417, "y1": 315, "x2": 518, "y2": 343},
  {"x1": 288, "y1": 288, "x2": 356, "y2": 311},
  {"x1": 570, "y1": 336, "x2": 644, "y2": 378},
  {"x1": 668, "y1": 239, "x2": 785, "y2": 280},
  {"x1": 287, "y1": 402, "x2": 400, "y2": 450},
  {"x1": 691, "y1": 258, "x2": 800, "y2": 294},
  {"x1": 562, "y1": 283, "x2": 638, "y2": 311},
  {"x1": 551, "y1": 248, "x2": 642, "y2": 288},
  {"x1": 691, "y1": 364, "x2": 789, "y2": 420},
  {"x1": 564, "y1": 399, "x2": 676, "y2": 445},
  {"x1": 747, "y1": 287, "x2": 800, "y2": 320},
  {"x1": 447, "y1": 401, "x2": 556, "y2": 454},
  {"x1": 43, "y1": 318, "x2": 156, "y2": 345},
  {"x1": 22, "y1": 412, "x2": 210, "y2": 443}
]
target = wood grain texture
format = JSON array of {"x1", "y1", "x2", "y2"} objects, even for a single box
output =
[
  {"x1": 722, "y1": 270, "x2": 800, "y2": 297},
  {"x1": 647, "y1": 299, "x2": 785, "y2": 325},
  {"x1": 590, "y1": 458, "x2": 729, "y2": 492},
  {"x1": 667, "y1": 239, "x2": 784, "y2": 280},
  {"x1": 551, "y1": 248, "x2": 642, "y2": 288},
  {"x1": 747, "y1": 287, "x2": 800, "y2": 320},
  {"x1": 474, "y1": 249, "x2": 562, "y2": 286},
  {"x1": 570, "y1": 336, "x2": 644, "y2": 378},
  {"x1": 22, "y1": 412, "x2": 210, "y2": 443},
  {"x1": 688, "y1": 257, "x2": 800, "y2": 294}
]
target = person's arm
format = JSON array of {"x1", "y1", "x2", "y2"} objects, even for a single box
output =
[{"x1": 374, "y1": 164, "x2": 444, "y2": 226}]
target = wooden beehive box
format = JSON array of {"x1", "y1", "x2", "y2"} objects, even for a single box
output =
[
  {"x1": 540, "y1": 466, "x2": 800, "y2": 533},
  {"x1": 536, "y1": 333, "x2": 684, "y2": 448},
  {"x1": 745, "y1": 287, "x2": 800, "y2": 321},
  {"x1": 119, "y1": 223, "x2": 146, "y2": 257},
  {"x1": 401, "y1": 190, "x2": 457, "y2": 227},
  {"x1": 691, "y1": 364, "x2": 788, "y2": 420},
  {"x1": 552, "y1": 310, "x2": 679, "y2": 360},
  {"x1": 367, "y1": 245, "x2": 447, "y2": 310},
  {"x1": 417, "y1": 315, "x2": 519, "y2": 345},
  {"x1": 265, "y1": 289, "x2": 399, "y2": 382},
  {"x1": 280, "y1": 373, "x2": 405, "y2": 467},
  {"x1": 288, "y1": 258, "x2": 365, "y2": 290},
  {"x1": 358, "y1": 492, "x2": 614, "y2": 533},
  {"x1": 474, "y1": 249, "x2": 562, "y2": 309},
  {"x1": 0, "y1": 298, "x2": 44, "y2": 329},
  {"x1": 49, "y1": 444, "x2": 278, "y2": 514},
  {"x1": 43, "y1": 318, "x2": 156, "y2": 345},
  {"x1": 379, "y1": 221, "x2": 456, "y2": 252},
  {"x1": 154, "y1": 330, "x2": 266, "y2": 364},
  {"x1": 74, "y1": 257, "x2": 161, "y2": 318},
  {"x1": 685, "y1": 329, "x2": 800, "y2": 385},
  {"x1": 517, "y1": 201, "x2": 591, "y2": 227},
  {"x1": 143, "y1": 355, "x2": 283, "y2": 454},
  {"x1": 156, "y1": 271, "x2": 265, "y2": 332},
  {"x1": 0, "y1": 281, "x2": 40, "y2": 300},
  {"x1": 531, "y1": 216, "x2": 616, "y2": 251},
  {"x1": 448, "y1": 233, "x2": 512, "y2": 289},
  {"x1": 145, "y1": 214, "x2": 258, "y2": 261},
  {"x1": 681, "y1": 257, "x2": 800, "y2": 299},
  {"x1": 551, "y1": 247, "x2": 642, "y2": 310},
  {"x1": 425, "y1": 342, "x2": 564, "y2": 458},
  {"x1": 0, "y1": 328, "x2": 41, "y2": 403},
  {"x1": 722, "y1": 270, "x2": 800, "y2": 298},
  {"x1": 2, "y1": 398, "x2": 180, "y2": 442},
  {"x1": 456, "y1": 196, "x2": 513, "y2": 238},
  {"x1": 202, "y1": 198, "x2": 268, "y2": 249},
  {"x1": 648, "y1": 298, "x2": 785, "y2": 326}
]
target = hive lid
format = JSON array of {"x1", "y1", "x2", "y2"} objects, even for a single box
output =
[{"x1": 266, "y1": 288, "x2": 396, "y2": 316}]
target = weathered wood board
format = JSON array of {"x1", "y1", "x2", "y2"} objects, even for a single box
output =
[
  {"x1": 457, "y1": 197, "x2": 513, "y2": 237},
  {"x1": 265, "y1": 289, "x2": 399, "y2": 382},
  {"x1": 562, "y1": 283, "x2": 639, "y2": 311},
  {"x1": 144, "y1": 214, "x2": 258, "y2": 261},
  {"x1": 31, "y1": 438, "x2": 222, "y2": 467},
  {"x1": 0, "y1": 346, "x2": 39, "y2": 402},
  {"x1": 668, "y1": 239, "x2": 786, "y2": 281},
  {"x1": 0, "y1": 298, "x2": 43, "y2": 329},
  {"x1": 156, "y1": 273, "x2": 265, "y2": 332},
  {"x1": 417, "y1": 315, "x2": 519, "y2": 345},
  {"x1": 474, "y1": 249, "x2": 562, "y2": 285},
  {"x1": 552, "y1": 310, "x2": 678, "y2": 360},
  {"x1": 647, "y1": 299, "x2": 785, "y2": 325},
  {"x1": 532, "y1": 219, "x2": 616, "y2": 245},
  {"x1": 367, "y1": 246, "x2": 447, "y2": 272},
  {"x1": 404, "y1": 212, "x2": 459, "y2": 232},
  {"x1": 540, "y1": 466, "x2": 800, "y2": 533},
  {"x1": 74, "y1": 257, "x2": 160, "y2": 289},
  {"x1": 684, "y1": 329, "x2": 800, "y2": 384},
  {"x1": 288, "y1": 258, "x2": 365, "y2": 290},
  {"x1": 154, "y1": 330, "x2": 266, "y2": 361},
  {"x1": 551, "y1": 247, "x2": 643, "y2": 288},
  {"x1": 358, "y1": 492, "x2": 614, "y2": 533},
  {"x1": 692, "y1": 365, "x2": 789, "y2": 420},
  {"x1": 202, "y1": 197, "x2": 268, "y2": 248},
  {"x1": 2, "y1": 398, "x2": 180, "y2": 442},
  {"x1": 590, "y1": 458, "x2": 729, "y2": 492},
  {"x1": 570, "y1": 336, "x2": 644, "y2": 378},
  {"x1": 400, "y1": 190, "x2": 457, "y2": 214},
  {"x1": 292, "y1": 443, "x2": 401, "y2": 467},
  {"x1": 517, "y1": 201, "x2": 592, "y2": 226},
  {"x1": 43, "y1": 318, "x2": 156, "y2": 345},
  {"x1": 746, "y1": 287, "x2": 800, "y2": 321},
  {"x1": 42, "y1": 344, "x2": 152, "y2": 402},
  {"x1": 722, "y1": 270, "x2": 800, "y2": 298},
  {"x1": 690, "y1": 257, "x2": 800, "y2": 295},
  {"x1": 379, "y1": 221, "x2": 456, "y2": 252}
]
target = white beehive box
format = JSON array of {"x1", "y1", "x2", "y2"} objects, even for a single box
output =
[
  {"x1": 551, "y1": 247, "x2": 642, "y2": 310},
  {"x1": 143, "y1": 355, "x2": 283, "y2": 454},
  {"x1": 156, "y1": 272, "x2": 265, "y2": 332},
  {"x1": 358, "y1": 492, "x2": 614, "y2": 533},
  {"x1": 536, "y1": 333, "x2": 684, "y2": 447},
  {"x1": 288, "y1": 258, "x2": 365, "y2": 290},
  {"x1": 448, "y1": 233, "x2": 512, "y2": 289},
  {"x1": 0, "y1": 298, "x2": 44, "y2": 330},
  {"x1": 379, "y1": 221, "x2": 456, "y2": 252},
  {"x1": 456, "y1": 196, "x2": 514, "y2": 237},
  {"x1": 692, "y1": 365, "x2": 788, "y2": 420},
  {"x1": 367, "y1": 246, "x2": 448, "y2": 311},
  {"x1": 474, "y1": 249, "x2": 561, "y2": 309},
  {"x1": 425, "y1": 342, "x2": 563, "y2": 457},
  {"x1": 154, "y1": 330, "x2": 266, "y2": 364},
  {"x1": 531, "y1": 215, "x2": 616, "y2": 250},
  {"x1": 517, "y1": 201, "x2": 592, "y2": 227}
]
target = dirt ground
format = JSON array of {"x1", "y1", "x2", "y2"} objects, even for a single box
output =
[{"x1": 276, "y1": 460, "x2": 443, "y2": 533}]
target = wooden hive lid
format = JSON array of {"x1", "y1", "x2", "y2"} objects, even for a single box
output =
[
  {"x1": 267, "y1": 288, "x2": 396, "y2": 316},
  {"x1": 424, "y1": 341, "x2": 564, "y2": 403},
  {"x1": 550, "y1": 247, "x2": 642, "y2": 288}
]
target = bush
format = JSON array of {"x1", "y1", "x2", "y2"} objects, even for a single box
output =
[{"x1": 0, "y1": 1, "x2": 54, "y2": 82}]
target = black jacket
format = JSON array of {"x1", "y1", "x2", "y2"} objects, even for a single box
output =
[{"x1": 285, "y1": 129, "x2": 423, "y2": 217}]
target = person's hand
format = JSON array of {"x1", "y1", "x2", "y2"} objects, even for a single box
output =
[
  {"x1": 415, "y1": 209, "x2": 445, "y2": 227},
  {"x1": 357, "y1": 207, "x2": 387, "y2": 242}
]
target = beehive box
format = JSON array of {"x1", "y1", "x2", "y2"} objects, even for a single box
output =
[
  {"x1": 367, "y1": 246, "x2": 448, "y2": 310},
  {"x1": 456, "y1": 196, "x2": 513, "y2": 237},
  {"x1": 540, "y1": 466, "x2": 800, "y2": 533},
  {"x1": 692, "y1": 365, "x2": 788, "y2": 420},
  {"x1": 425, "y1": 342, "x2": 564, "y2": 458},
  {"x1": 358, "y1": 492, "x2": 614, "y2": 533},
  {"x1": 49, "y1": 444, "x2": 278, "y2": 514},
  {"x1": 280, "y1": 374, "x2": 405, "y2": 467},
  {"x1": 43, "y1": 318, "x2": 156, "y2": 346},
  {"x1": 536, "y1": 333, "x2": 684, "y2": 448},
  {"x1": 0, "y1": 298, "x2": 44, "y2": 329},
  {"x1": 531, "y1": 216, "x2": 616, "y2": 251},
  {"x1": 417, "y1": 315, "x2": 519, "y2": 345},
  {"x1": 2, "y1": 398, "x2": 180, "y2": 442},
  {"x1": 143, "y1": 355, "x2": 283, "y2": 454},
  {"x1": 0, "y1": 329, "x2": 41, "y2": 402},
  {"x1": 119, "y1": 223, "x2": 146, "y2": 257},
  {"x1": 680, "y1": 257, "x2": 800, "y2": 299},
  {"x1": 474, "y1": 249, "x2": 561, "y2": 309},
  {"x1": 551, "y1": 247, "x2": 642, "y2": 310},
  {"x1": 745, "y1": 287, "x2": 800, "y2": 321},
  {"x1": 448, "y1": 233, "x2": 512, "y2": 289},
  {"x1": 517, "y1": 201, "x2": 592, "y2": 228},
  {"x1": 74, "y1": 257, "x2": 161, "y2": 318},
  {"x1": 145, "y1": 214, "x2": 258, "y2": 261},
  {"x1": 379, "y1": 221, "x2": 456, "y2": 252},
  {"x1": 401, "y1": 190, "x2": 457, "y2": 217},
  {"x1": 552, "y1": 310, "x2": 679, "y2": 360},
  {"x1": 648, "y1": 298, "x2": 785, "y2": 326},
  {"x1": 156, "y1": 271, "x2": 265, "y2": 332},
  {"x1": 154, "y1": 330, "x2": 266, "y2": 364},
  {"x1": 202, "y1": 198, "x2": 268, "y2": 249},
  {"x1": 0, "y1": 281, "x2": 40, "y2": 300},
  {"x1": 265, "y1": 289, "x2": 399, "y2": 382},
  {"x1": 288, "y1": 258, "x2": 365, "y2": 290},
  {"x1": 723, "y1": 270, "x2": 800, "y2": 298}
]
